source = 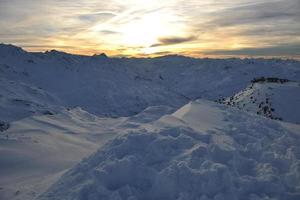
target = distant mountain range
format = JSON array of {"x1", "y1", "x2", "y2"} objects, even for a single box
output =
[{"x1": 1, "y1": 43, "x2": 300, "y2": 122}]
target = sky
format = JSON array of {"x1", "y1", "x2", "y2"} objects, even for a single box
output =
[{"x1": 0, "y1": 0, "x2": 299, "y2": 58}]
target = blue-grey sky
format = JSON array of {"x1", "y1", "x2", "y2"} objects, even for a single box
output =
[{"x1": 0, "y1": 0, "x2": 299, "y2": 58}]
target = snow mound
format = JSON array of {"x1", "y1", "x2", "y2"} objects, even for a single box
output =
[
  {"x1": 0, "y1": 104, "x2": 174, "y2": 200},
  {"x1": 39, "y1": 100, "x2": 300, "y2": 200},
  {"x1": 218, "y1": 78, "x2": 300, "y2": 124}
]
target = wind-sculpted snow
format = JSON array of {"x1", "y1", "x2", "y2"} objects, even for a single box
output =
[
  {"x1": 0, "y1": 105, "x2": 174, "y2": 200},
  {"x1": 39, "y1": 100, "x2": 300, "y2": 200}
]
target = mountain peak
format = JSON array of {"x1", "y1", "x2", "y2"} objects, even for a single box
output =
[
  {"x1": 45, "y1": 49, "x2": 70, "y2": 56},
  {"x1": 92, "y1": 53, "x2": 108, "y2": 58},
  {"x1": 0, "y1": 43, "x2": 26, "y2": 55}
]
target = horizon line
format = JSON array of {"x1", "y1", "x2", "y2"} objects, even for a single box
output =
[{"x1": 1, "y1": 42, "x2": 299, "y2": 61}]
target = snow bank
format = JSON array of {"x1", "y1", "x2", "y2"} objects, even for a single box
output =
[{"x1": 39, "y1": 100, "x2": 300, "y2": 200}]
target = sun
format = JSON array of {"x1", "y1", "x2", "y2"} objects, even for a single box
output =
[
  {"x1": 86, "y1": 6, "x2": 188, "y2": 55},
  {"x1": 120, "y1": 12, "x2": 182, "y2": 47}
]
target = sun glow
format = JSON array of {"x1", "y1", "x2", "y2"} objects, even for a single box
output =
[
  {"x1": 2, "y1": 0, "x2": 297, "y2": 58},
  {"x1": 120, "y1": 12, "x2": 184, "y2": 47},
  {"x1": 86, "y1": 8, "x2": 189, "y2": 56}
]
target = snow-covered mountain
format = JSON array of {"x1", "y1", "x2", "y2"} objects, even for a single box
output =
[
  {"x1": 218, "y1": 78, "x2": 300, "y2": 124},
  {"x1": 1, "y1": 44, "x2": 300, "y2": 122},
  {"x1": 1, "y1": 44, "x2": 300, "y2": 200}
]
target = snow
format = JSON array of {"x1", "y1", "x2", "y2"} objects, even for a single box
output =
[
  {"x1": 1, "y1": 44, "x2": 300, "y2": 200},
  {"x1": 0, "y1": 108, "x2": 101, "y2": 200},
  {"x1": 172, "y1": 100, "x2": 226, "y2": 132},
  {"x1": 219, "y1": 80, "x2": 300, "y2": 124},
  {"x1": 1, "y1": 44, "x2": 300, "y2": 121},
  {"x1": 39, "y1": 100, "x2": 300, "y2": 200},
  {"x1": 0, "y1": 104, "x2": 173, "y2": 200}
]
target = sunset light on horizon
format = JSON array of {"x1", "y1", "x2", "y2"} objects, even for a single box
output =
[{"x1": 0, "y1": 0, "x2": 299, "y2": 58}]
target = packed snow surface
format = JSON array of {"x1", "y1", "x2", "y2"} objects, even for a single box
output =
[{"x1": 39, "y1": 100, "x2": 300, "y2": 200}]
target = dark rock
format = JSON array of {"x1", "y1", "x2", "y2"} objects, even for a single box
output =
[{"x1": 0, "y1": 121, "x2": 10, "y2": 132}]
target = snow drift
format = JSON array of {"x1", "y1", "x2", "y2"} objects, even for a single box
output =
[{"x1": 39, "y1": 100, "x2": 300, "y2": 200}]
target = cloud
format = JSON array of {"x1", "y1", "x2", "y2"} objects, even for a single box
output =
[
  {"x1": 78, "y1": 12, "x2": 116, "y2": 22},
  {"x1": 100, "y1": 30, "x2": 120, "y2": 35},
  {"x1": 0, "y1": 0, "x2": 299, "y2": 58},
  {"x1": 205, "y1": 0, "x2": 300, "y2": 27},
  {"x1": 236, "y1": 26, "x2": 300, "y2": 37},
  {"x1": 132, "y1": 51, "x2": 175, "y2": 58},
  {"x1": 151, "y1": 36, "x2": 197, "y2": 47},
  {"x1": 204, "y1": 43, "x2": 300, "y2": 57},
  {"x1": 20, "y1": 44, "x2": 76, "y2": 49}
]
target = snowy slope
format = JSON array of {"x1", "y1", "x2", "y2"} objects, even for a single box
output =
[
  {"x1": 1, "y1": 44, "x2": 300, "y2": 122},
  {"x1": 39, "y1": 100, "x2": 300, "y2": 200},
  {"x1": 0, "y1": 105, "x2": 172, "y2": 200},
  {"x1": 0, "y1": 77, "x2": 61, "y2": 122},
  {"x1": 218, "y1": 78, "x2": 300, "y2": 124},
  {"x1": 0, "y1": 108, "x2": 105, "y2": 200},
  {"x1": 0, "y1": 44, "x2": 187, "y2": 120}
]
